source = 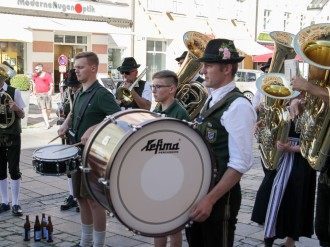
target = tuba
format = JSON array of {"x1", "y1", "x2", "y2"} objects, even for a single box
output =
[
  {"x1": 176, "y1": 31, "x2": 212, "y2": 119},
  {"x1": 257, "y1": 31, "x2": 298, "y2": 170},
  {"x1": 116, "y1": 67, "x2": 148, "y2": 104},
  {"x1": 0, "y1": 64, "x2": 15, "y2": 129},
  {"x1": 293, "y1": 23, "x2": 330, "y2": 170}
]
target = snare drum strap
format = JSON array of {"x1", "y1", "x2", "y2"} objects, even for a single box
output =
[{"x1": 72, "y1": 85, "x2": 103, "y2": 133}]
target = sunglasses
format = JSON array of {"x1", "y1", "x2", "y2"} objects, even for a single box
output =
[
  {"x1": 120, "y1": 71, "x2": 132, "y2": 75},
  {"x1": 150, "y1": 84, "x2": 172, "y2": 90}
]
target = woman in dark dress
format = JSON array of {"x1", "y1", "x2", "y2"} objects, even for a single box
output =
[{"x1": 259, "y1": 123, "x2": 316, "y2": 247}]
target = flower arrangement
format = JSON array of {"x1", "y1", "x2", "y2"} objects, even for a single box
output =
[
  {"x1": 10, "y1": 74, "x2": 31, "y2": 91},
  {"x1": 218, "y1": 40, "x2": 239, "y2": 60}
]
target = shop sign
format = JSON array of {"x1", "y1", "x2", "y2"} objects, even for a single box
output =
[
  {"x1": 0, "y1": 0, "x2": 131, "y2": 19},
  {"x1": 59, "y1": 65, "x2": 66, "y2": 73},
  {"x1": 17, "y1": 0, "x2": 95, "y2": 14}
]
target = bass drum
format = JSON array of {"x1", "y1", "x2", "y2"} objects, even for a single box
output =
[{"x1": 82, "y1": 109, "x2": 214, "y2": 237}]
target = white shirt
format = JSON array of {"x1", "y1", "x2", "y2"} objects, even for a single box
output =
[
  {"x1": 208, "y1": 81, "x2": 257, "y2": 174},
  {"x1": 1, "y1": 83, "x2": 26, "y2": 110}
]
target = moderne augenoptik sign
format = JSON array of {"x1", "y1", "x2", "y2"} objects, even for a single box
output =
[{"x1": 17, "y1": 0, "x2": 95, "y2": 14}]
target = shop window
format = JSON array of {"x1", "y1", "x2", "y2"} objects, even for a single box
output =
[
  {"x1": 147, "y1": 0, "x2": 165, "y2": 11},
  {"x1": 0, "y1": 42, "x2": 25, "y2": 74},
  {"x1": 194, "y1": 0, "x2": 207, "y2": 17},
  {"x1": 65, "y1": 35, "x2": 76, "y2": 44},
  {"x1": 77, "y1": 36, "x2": 87, "y2": 44},
  {"x1": 54, "y1": 35, "x2": 64, "y2": 43},
  {"x1": 108, "y1": 48, "x2": 123, "y2": 81},
  {"x1": 146, "y1": 40, "x2": 167, "y2": 82},
  {"x1": 54, "y1": 34, "x2": 87, "y2": 45},
  {"x1": 169, "y1": 0, "x2": 185, "y2": 14}
]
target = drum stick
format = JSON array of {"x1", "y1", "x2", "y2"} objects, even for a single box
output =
[
  {"x1": 48, "y1": 135, "x2": 61, "y2": 144},
  {"x1": 52, "y1": 142, "x2": 82, "y2": 153}
]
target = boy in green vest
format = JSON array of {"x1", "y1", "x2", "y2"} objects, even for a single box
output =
[{"x1": 152, "y1": 69, "x2": 189, "y2": 247}]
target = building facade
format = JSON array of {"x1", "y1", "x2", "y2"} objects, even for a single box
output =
[
  {"x1": 0, "y1": 0, "x2": 328, "y2": 87},
  {"x1": 0, "y1": 0, "x2": 133, "y2": 90}
]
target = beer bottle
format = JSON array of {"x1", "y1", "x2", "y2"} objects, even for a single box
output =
[
  {"x1": 34, "y1": 215, "x2": 41, "y2": 242},
  {"x1": 23, "y1": 215, "x2": 31, "y2": 241},
  {"x1": 46, "y1": 216, "x2": 53, "y2": 243},
  {"x1": 41, "y1": 213, "x2": 48, "y2": 239}
]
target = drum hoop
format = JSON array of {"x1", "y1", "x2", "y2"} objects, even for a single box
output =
[
  {"x1": 105, "y1": 118, "x2": 215, "y2": 237},
  {"x1": 33, "y1": 145, "x2": 79, "y2": 161},
  {"x1": 82, "y1": 109, "x2": 160, "y2": 210}
]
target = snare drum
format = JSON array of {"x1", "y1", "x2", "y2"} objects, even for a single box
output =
[
  {"x1": 82, "y1": 109, "x2": 214, "y2": 237},
  {"x1": 32, "y1": 145, "x2": 80, "y2": 176}
]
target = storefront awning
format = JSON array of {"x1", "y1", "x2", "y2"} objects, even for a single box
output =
[
  {"x1": 0, "y1": 16, "x2": 33, "y2": 42},
  {"x1": 234, "y1": 40, "x2": 273, "y2": 56},
  {"x1": 252, "y1": 45, "x2": 303, "y2": 62},
  {"x1": 0, "y1": 14, "x2": 131, "y2": 36}
]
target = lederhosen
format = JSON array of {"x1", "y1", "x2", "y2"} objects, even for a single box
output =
[
  {"x1": 0, "y1": 86, "x2": 22, "y2": 180},
  {"x1": 116, "y1": 80, "x2": 146, "y2": 109},
  {"x1": 315, "y1": 157, "x2": 330, "y2": 247},
  {"x1": 186, "y1": 88, "x2": 244, "y2": 247}
]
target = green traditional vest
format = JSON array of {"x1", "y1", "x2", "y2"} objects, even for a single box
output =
[
  {"x1": 0, "y1": 86, "x2": 21, "y2": 135},
  {"x1": 197, "y1": 88, "x2": 244, "y2": 182},
  {"x1": 117, "y1": 80, "x2": 146, "y2": 109}
]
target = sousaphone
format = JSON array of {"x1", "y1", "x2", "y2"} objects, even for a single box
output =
[{"x1": 176, "y1": 31, "x2": 212, "y2": 119}]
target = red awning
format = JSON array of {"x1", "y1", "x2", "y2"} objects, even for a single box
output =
[
  {"x1": 253, "y1": 45, "x2": 273, "y2": 62},
  {"x1": 253, "y1": 44, "x2": 303, "y2": 62}
]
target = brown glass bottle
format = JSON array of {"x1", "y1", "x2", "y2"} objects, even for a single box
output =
[
  {"x1": 41, "y1": 213, "x2": 47, "y2": 239},
  {"x1": 23, "y1": 215, "x2": 31, "y2": 241},
  {"x1": 34, "y1": 215, "x2": 41, "y2": 242},
  {"x1": 46, "y1": 216, "x2": 53, "y2": 243}
]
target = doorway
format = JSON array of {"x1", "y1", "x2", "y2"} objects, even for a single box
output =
[{"x1": 54, "y1": 45, "x2": 85, "y2": 92}]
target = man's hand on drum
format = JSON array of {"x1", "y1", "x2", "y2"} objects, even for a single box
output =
[
  {"x1": 189, "y1": 197, "x2": 213, "y2": 222},
  {"x1": 80, "y1": 125, "x2": 97, "y2": 145}
]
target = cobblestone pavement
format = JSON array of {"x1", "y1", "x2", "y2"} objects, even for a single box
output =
[{"x1": 0, "y1": 94, "x2": 320, "y2": 247}]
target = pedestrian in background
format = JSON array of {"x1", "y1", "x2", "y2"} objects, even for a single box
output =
[{"x1": 32, "y1": 63, "x2": 54, "y2": 129}]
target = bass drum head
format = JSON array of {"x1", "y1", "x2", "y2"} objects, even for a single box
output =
[{"x1": 106, "y1": 118, "x2": 213, "y2": 237}]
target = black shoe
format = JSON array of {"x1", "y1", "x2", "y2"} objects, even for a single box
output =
[
  {"x1": 0, "y1": 203, "x2": 10, "y2": 213},
  {"x1": 12, "y1": 205, "x2": 23, "y2": 216},
  {"x1": 76, "y1": 206, "x2": 80, "y2": 212},
  {"x1": 60, "y1": 195, "x2": 78, "y2": 210},
  {"x1": 74, "y1": 242, "x2": 92, "y2": 247}
]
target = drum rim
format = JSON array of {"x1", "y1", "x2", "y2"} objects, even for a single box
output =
[
  {"x1": 33, "y1": 144, "x2": 79, "y2": 160},
  {"x1": 106, "y1": 118, "x2": 215, "y2": 237}
]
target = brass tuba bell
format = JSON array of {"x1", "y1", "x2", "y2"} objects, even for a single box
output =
[
  {"x1": 256, "y1": 73, "x2": 300, "y2": 170},
  {"x1": 256, "y1": 31, "x2": 298, "y2": 170},
  {"x1": 0, "y1": 64, "x2": 15, "y2": 129},
  {"x1": 293, "y1": 23, "x2": 330, "y2": 170},
  {"x1": 176, "y1": 31, "x2": 212, "y2": 120}
]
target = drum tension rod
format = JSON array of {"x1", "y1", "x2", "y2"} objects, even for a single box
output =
[
  {"x1": 128, "y1": 124, "x2": 142, "y2": 131},
  {"x1": 80, "y1": 166, "x2": 91, "y2": 173},
  {"x1": 98, "y1": 178, "x2": 110, "y2": 186}
]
